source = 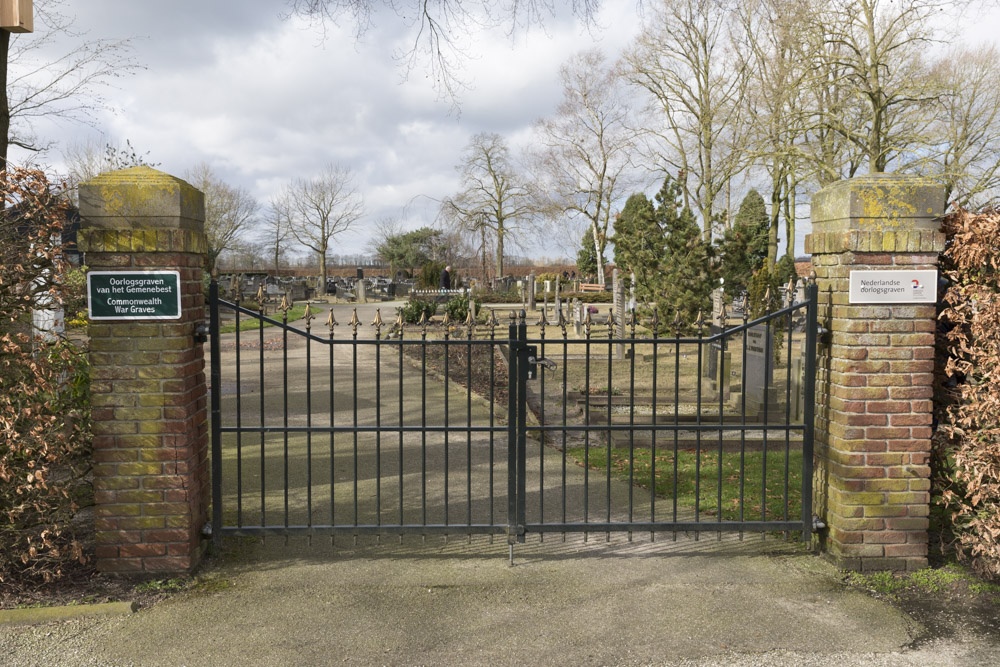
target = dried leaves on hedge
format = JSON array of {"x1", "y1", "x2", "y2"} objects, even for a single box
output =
[
  {"x1": 936, "y1": 206, "x2": 1000, "y2": 580},
  {"x1": 0, "y1": 167, "x2": 91, "y2": 590}
]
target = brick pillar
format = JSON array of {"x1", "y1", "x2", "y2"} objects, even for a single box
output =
[
  {"x1": 77, "y1": 167, "x2": 209, "y2": 573},
  {"x1": 806, "y1": 174, "x2": 944, "y2": 572}
]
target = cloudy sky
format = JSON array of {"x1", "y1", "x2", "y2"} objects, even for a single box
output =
[{"x1": 9, "y1": 0, "x2": 1000, "y2": 261}]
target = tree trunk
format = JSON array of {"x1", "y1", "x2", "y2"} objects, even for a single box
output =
[
  {"x1": 496, "y1": 223, "x2": 505, "y2": 277},
  {"x1": 318, "y1": 251, "x2": 328, "y2": 296},
  {"x1": 785, "y1": 182, "x2": 797, "y2": 259},
  {"x1": 0, "y1": 30, "x2": 10, "y2": 175},
  {"x1": 593, "y1": 222, "x2": 605, "y2": 286},
  {"x1": 767, "y1": 187, "x2": 780, "y2": 271}
]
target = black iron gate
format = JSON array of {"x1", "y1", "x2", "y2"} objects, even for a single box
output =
[{"x1": 209, "y1": 280, "x2": 818, "y2": 552}]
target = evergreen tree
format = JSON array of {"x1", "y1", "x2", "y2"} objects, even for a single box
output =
[
  {"x1": 774, "y1": 254, "x2": 798, "y2": 290},
  {"x1": 654, "y1": 175, "x2": 716, "y2": 331},
  {"x1": 611, "y1": 192, "x2": 661, "y2": 307},
  {"x1": 576, "y1": 228, "x2": 604, "y2": 281},
  {"x1": 716, "y1": 189, "x2": 769, "y2": 299}
]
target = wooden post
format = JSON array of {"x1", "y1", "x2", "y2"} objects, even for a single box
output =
[{"x1": 0, "y1": 0, "x2": 32, "y2": 33}]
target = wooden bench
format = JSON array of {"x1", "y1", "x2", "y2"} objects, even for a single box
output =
[{"x1": 579, "y1": 283, "x2": 605, "y2": 293}]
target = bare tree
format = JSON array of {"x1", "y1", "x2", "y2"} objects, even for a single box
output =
[
  {"x1": 926, "y1": 46, "x2": 1000, "y2": 209},
  {"x1": 532, "y1": 49, "x2": 635, "y2": 286},
  {"x1": 805, "y1": 0, "x2": 961, "y2": 175},
  {"x1": 185, "y1": 163, "x2": 260, "y2": 273},
  {"x1": 260, "y1": 201, "x2": 295, "y2": 275},
  {"x1": 275, "y1": 164, "x2": 364, "y2": 295},
  {"x1": 60, "y1": 137, "x2": 157, "y2": 204},
  {"x1": 736, "y1": 0, "x2": 814, "y2": 266},
  {"x1": 623, "y1": 0, "x2": 750, "y2": 240},
  {"x1": 1, "y1": 0, "x2": 141, "y2": 170},
  {"x1": 440, "y1": 132, "x2": 537, "y2": 278},
  {"x1": 285, "y1": 1, "x2": 604, "y2": 107}
]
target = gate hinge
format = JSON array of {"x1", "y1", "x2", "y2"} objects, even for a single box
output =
[
  {"x1": 194, "y1": 323, "x2": 210, "y2": 343},
  {"x1": 201, "y1": 522, "x2": 213, "y2": 537},
  {"x1": 812, "y1": 516, "x2": 826, "y2": 532}
]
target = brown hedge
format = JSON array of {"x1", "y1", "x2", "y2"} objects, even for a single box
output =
[
  {"x1": 0, "y1": 168, "x2": 91, "y2": 590},
  {"x1": 935, "y1": 206, "x2": 1000, "y2": 580}
]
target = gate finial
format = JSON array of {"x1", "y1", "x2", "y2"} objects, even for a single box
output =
[
  {"x1": 327, "y1": 308, "x2": 338, "y2": 330},
  {"x1": 350, "y1": 308, "x2": 361, "y2": 335},
  {"x1": 303, "y1": 302, "x2": 314, "y2": 331},
  {"x1": 371, "y1": 308, "x2": 383, "y2": 335},
  {"x1": 465, "y1": 306, "x2": 475, "y2": 335}
]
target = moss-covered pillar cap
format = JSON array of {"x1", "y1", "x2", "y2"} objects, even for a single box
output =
[
  {"x1": 811, "y1": 174, "x2": 944, "y2": 234},
  {"x1": 78, "y1": 166, "x2": 205, "y2": 232}
]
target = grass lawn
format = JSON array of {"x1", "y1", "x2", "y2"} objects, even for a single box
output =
[
  {"x1": 219, "y1": 303, "x2": 309, "y2": 334},
  {"x1": 567, "y1": 445, "x2": 803, "y2": 522}
]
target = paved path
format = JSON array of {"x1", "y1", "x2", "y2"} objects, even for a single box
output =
[
  {"x1": 3, "y1": 299, "x2": 997, "y2": 665},
  {"x1": 3, "y1": 535, "x2": 998, "y2": 666}
]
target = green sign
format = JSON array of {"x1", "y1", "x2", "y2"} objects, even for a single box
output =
[{"x1": 87, "y1": 271, "x2": 182, "y2": 320}]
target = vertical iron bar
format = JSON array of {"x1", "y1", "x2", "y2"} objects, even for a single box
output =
[
  {"x1": 801, "y1": 283, "x2": 818, "y2": 543},
  {"x1": 695, "y1": 321, "x2": 703, "y2": 536},
  {"x1": 399, "y1": 326, "x2": 405, "y2": 529},
  {"x1": 234, "y1": 294, "x2": 242, "y2": 528},
  {"x1": 352, "y1": 323, "x2": 359, "y2": 528},
  {"x1": 259, "y1": 299, "x2": 265, "y2": 529},
  {"x1": 516, "y1": 316, "x2": 527, "y2": 542},
  {"x1": 628, "y1": 314, "x2": 636, "y2": 540},
  {"x1": 650, "y1": 314, "x2": 658, "y2": 542},
  {"x1": 606, "y1": 315, "x2": 613, "y2": 542},
  {"x1": 330, "y1": 322, "x2": 337, "y2": 542},
  {"x1": 444, "y1": 327, "x2": 450, "y2": 529},
  {"x1": 209, "y1": 279, "x2": 222, "y2": 549},
  {"x1": 489, "y1": 324, "x2": 496, "y2": 534},
  {"x1": 762, "y1": 310, "x2": 771, "y2": 529},
  {"x1": 467, "y1": 327, "x2": 473, "y2": 531},
  {"x1": 739, "y1": 301, "x2": 749, "y2": 540},
  {"x1": 718, "y1": 319, "x2": 726, "y2": 539},
  {"x1": 539, "y1": 319, "x2": 545, "y2": 534},
  {"x1": 785, "y1": 300, "x2": 794, "y2": 533},
  {"x1": 421, "y1": 326, "x2": 428, "y2": 528},
  {"x1": 584, "y1": 318, "x2": 592, "y2": 539},
  {"x1": 306, "y1": 318, "x2": 313, "y2": 534},
  {"x1": 561, "y1": 322, "x2": 568, "y2": 539},
  {"x1": 375, "y1": 325, "x2": 382, "y2": 531},
  {"x1": 507, "y1": 315, "x2": 518, "y2": 545},
  {"x1": 282, "y1": 307, "x2": 289, "y2": 533},
  {"x1": 672, "y1": 325, "x2": 680, "y2": 540}
]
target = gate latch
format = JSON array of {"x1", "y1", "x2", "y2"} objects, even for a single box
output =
[{"x1": 526, "y1": 346, "x2": 557, "y2": 380}]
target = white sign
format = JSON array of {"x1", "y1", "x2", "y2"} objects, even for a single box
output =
[{"x1": 849, "y1": 270, "x2": 937, "y2": 304}]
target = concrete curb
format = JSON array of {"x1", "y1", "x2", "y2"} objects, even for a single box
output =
[{"x1": 0, "y1": 600, "x2": 138, "y2": 627}]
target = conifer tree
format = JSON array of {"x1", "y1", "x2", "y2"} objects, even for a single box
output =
[
  {"x1": 654, "y1": 175, "x2": 715, "y2": 330},
  {"x1": 611, "y1": 192, "x2": 660, "y2": 307},
  {"x1": 717, "y1": 189, "x2": 769, "y2": 299}
]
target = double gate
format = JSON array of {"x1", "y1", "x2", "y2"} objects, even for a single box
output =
[{"x1": 209, "y1": 280, "x2": 818, "y2": 553}]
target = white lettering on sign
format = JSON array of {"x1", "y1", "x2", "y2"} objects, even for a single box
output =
[{"x1": 848, "y1": 270, "x2": 937, "y2": 304}]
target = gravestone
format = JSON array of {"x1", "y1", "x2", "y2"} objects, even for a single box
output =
[
  {"x1": 743, "y1": 323, "x2": 777, "y2": 413},
  {"x1": 573, "y1": 298, "x2": 583, "y2": 337},
  {"x1": 528, "y1": 272, "x2": 536, "y2": 311},
  {"x1": 555, "y1": 275, "x2": 561, "y2": 320},
  {"x1": 705, "y1": 287, "x2": 726, "y2": 379},
  {"x1": 612, "y1": 269, "x2": 624, "y2": 359}
]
